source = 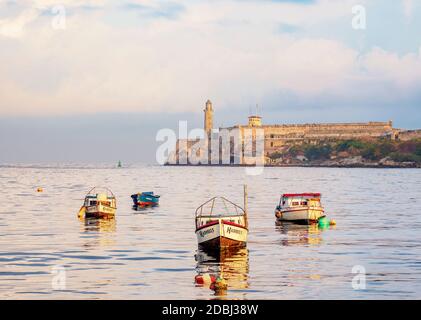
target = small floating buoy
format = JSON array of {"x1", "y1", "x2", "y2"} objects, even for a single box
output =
[
  {"x1": 318, "y1": 217, "x2": 330, "y2": 228},
  {"x1": 330, "y1": 219, "x2": 337, "y2": 226},
  {"x1": 195, "y1": 274, "x2": 216, "y2": 286},
  {"x1": 211, "y1": 277, "x2": 228, "y2": 294},
  {"x1": 36, "y1": 187, "x2": 43, "y2": 193}
]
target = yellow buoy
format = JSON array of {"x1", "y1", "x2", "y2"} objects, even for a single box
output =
[
  {"x1": 211, "y1": 277, "x2": 228, "y2": 296},
  {"x1": 37, "y1": 187, "x2": 43, "y2": 193},
  {"x1": 212, "y1": 277, "x2": 228, "y2": 291},
  {"x1": 330, "y1": 219, "x2": 337, "y2": 226},
  {"x1": 77, "y1": 206, "x2": 86, "y2": 219}
]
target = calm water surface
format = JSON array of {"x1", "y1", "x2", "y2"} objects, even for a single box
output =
[{"x1": 0, "y1": 165, "x2": 420, "y2": 299}]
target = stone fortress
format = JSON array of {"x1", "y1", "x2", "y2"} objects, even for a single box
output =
[{"x1": 169, "y1": 100, "x2": 420, "y2": 165}]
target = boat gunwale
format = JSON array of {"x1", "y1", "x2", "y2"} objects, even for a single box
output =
[
  {"x1": 195, "y1": 219, "x2": 248, "y2": 232},
  {"x1": 277, "y1": 207, "x2": 324, "y2": 213},
  {"x1": 132, "y1": 192, "x2": 160, "y2": 199},
  {"x1": 197, "y1": 213, "x2": 245, "y2": 218},
  {"x1": 281, "y1": 193, "x2": 321, "y2": 198},
  {"x1": 86, "y1": 204, "x2": 117, "y2": 210}
]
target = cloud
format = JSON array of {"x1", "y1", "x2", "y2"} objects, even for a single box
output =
[
  {"x1": 0, "y1": 7, "x2": 38, "y2": 38},
  {"x1": 0, "y1": 0, "x2": 106, "y2": 38},
  {"x1": 362, "y1": 47, "x2": 421, "y2": 92},
  {"x1": 0, "y1": 0, "x2": 420, "y2": 117},
  {"x1": 402, "y1": 0, "x2": 413, "y2": 21}
]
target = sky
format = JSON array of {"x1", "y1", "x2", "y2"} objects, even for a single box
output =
[{"x1": 0, "y1": 0, "x2": 421, "y2": 163}]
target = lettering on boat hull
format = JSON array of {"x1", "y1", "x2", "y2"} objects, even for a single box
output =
[{"x1": 196, "y1": 220, "x2": 248, "y2": 250}]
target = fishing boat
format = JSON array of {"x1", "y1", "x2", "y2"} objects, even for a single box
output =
[
  {"x1": 131, "y1": 192, "x2": 160, "y2": 209},
  {"x1": 195, "y1": 186, "x2": 248, "y2": 251},
  {"x1": 275, "y1": 193, "x2": 325, "y2": 225},
  {"x1": 78, "y1": 187, "x2": 117, "y2": 219}
]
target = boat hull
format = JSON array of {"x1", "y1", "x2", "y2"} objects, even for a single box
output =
[
  {"x1": 134, "y1": 201, "x2": 159, "y2": 209},
  {"x1": 196, "y1": 220, "x2": 247, "y2": 251},
  {"x1": 85, "y1": 204, "x2": 116, "y2": 219},
  {"x1": 275, "y1": 207, "x2": 325, "y2": 225},
  {"x1": 131, "y1": 193, "x2": 160, "y2": 209}
]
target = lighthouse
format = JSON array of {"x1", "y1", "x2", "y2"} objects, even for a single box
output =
[{"x1": 204, "y1": 99, "x2": 213, "y2": 137}]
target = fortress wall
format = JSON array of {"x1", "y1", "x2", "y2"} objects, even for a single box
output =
[
  {"x1": 262, "y1": 122, "x2": 394, "y2": 155},
  {"x1": 263, "y1": 122, "x2": 392, "y2": 139},
  {"x1": 172, "y1": 119, "x2": 396, "y2": 163},
  {"x1": 228, "y1": 122, "x2": 394, "y2": 156},
  {"x1": 262, "y1": 121, "x2": 392, "y2": 129}
]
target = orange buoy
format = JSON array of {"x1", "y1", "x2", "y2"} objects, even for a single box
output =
[
  {"x1": 195, "y1": 274, "x2": 216, "y2": 286},
  {"x1": 330, "y1": 219, "x2": 337, "y2": 226},
  {"x1": 37, "y1": 187, "x2": 43, "y2": 193}
]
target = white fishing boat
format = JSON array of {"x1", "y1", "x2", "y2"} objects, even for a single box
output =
[
  {"x1": 78, "y1": 187, "x2": 117, "y2": 219},
  {"x1": 195, "y1": 186, "x2": 248, "y2": 251},
  {"x1": 275, "y1": 193, "x2": 325, "y2": 225}
]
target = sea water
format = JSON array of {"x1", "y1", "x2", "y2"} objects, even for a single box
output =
[{"x1": 0, "y1": 164, "x2": 420, "y2": 299}]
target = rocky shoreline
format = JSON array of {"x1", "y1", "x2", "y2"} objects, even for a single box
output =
[
  {"x1": 267, "y1": 156, "x2": 420, "y2": 168},
  {"x1": 165, "y1": 161, "x2": 420, "y2": 168}
]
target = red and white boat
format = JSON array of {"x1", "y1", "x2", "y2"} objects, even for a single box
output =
[
  {"x1": 275, "y1": 193, "x2": 325, "y2": 225},
  {"x1": 195, "y1": 187, "x2": 248, "y2": 251}
]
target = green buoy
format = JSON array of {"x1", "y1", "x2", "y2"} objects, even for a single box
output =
[
  {"x1": 318, "y1": 217, "x2": 330, "y2": 229},
  {"x1": 117, "y1": 160, "x2": 122, "y2": 168}
]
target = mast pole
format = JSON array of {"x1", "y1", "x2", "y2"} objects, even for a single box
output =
[
  {"x1": 244, "y1": 184, "x2": 248, "y2": 213},
  {"x1": 244, "y1": 184, "x2": 248, "y2": 228}
]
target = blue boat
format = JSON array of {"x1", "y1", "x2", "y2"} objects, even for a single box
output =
[{"x1": 131, "y1": 192, "x2": 160, "y2": 209}]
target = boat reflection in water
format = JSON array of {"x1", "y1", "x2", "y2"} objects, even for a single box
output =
[
  {"x1": 195, "y1": 247, "x2": 249, "y2": 298},
  {"x1": 80, "y1": 217, "x2": 117, "y2": 247},
  {"x1": 276, "y1": 221, "x2": 326, "y2": 246},
  {"x1": 276, "y1": 221, "x2": 324, "y2": 284}
]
